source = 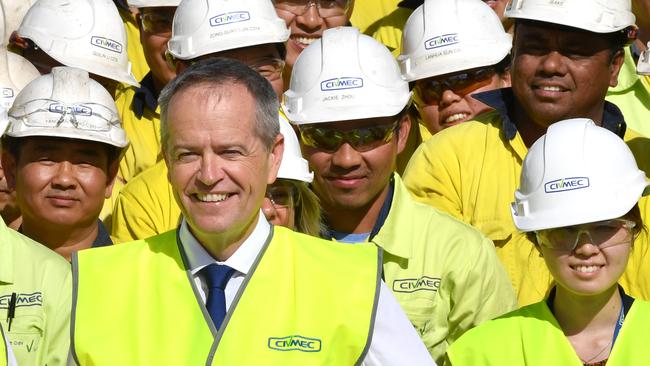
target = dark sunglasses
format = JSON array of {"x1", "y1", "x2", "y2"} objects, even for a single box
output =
[
  {"x1": 266, "y1": 184, "x2": 298, "y2": 208},
  {"x1": 414, "y1": 67, "x2": 496, "y2": 105},
  {"x1": 298, "y1": 120, "x2": 399, "y2": 152},
  {"x1": 140, "y1": 9, "x2": 175, "y2": 34}
]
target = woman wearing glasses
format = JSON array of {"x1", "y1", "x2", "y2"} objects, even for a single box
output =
[
  {"x1": 445, "y1": 118, "x2": 650, "y2": 365},
  {"x1": 262, "y1": 116, "x2": 323, "y2": 236},
  {"x1": 399, "y1": 0, "x2": 511, "y2": 137}
]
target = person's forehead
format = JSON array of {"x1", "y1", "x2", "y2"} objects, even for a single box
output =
[
  {"x1": 140, "y1": 6, "x2": 176, "y2": 16},
  {"x1": 19, "y1": 136, "x2": 108, "y2": 154},
  {"x1": 515, "y1": 19, "x2": 606, "y2": 40}
]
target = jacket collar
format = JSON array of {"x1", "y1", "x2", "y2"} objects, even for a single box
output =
[
  {"x1": 132, "y1": 72, "x2": 159, "y2": 119},
  {"x1": 0, "y1": 220, "x2": 13, "y2": 284},
  {"x1": 473, "y1": 87, "x2": 627, "y2": 140},
  {"x1": 369, "y1": 174, "x2": 415, "y2": 259}
]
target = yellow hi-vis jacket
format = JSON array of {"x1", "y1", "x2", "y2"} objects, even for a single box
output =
[
  {"x1": 0, "y1": 325, "x2": 6, "y2": 366},
  {"x1": 72, "y1": 226, "x2": 381, "y2": 365},
  {"x1": 362, "y1": 174, "x2": 516, "y2": 364},
  {"x1": 606, "y1": 46, "x2": 650, "y2": 137},
  {"x1": 445, "y1": 295, "x2": 650, "y2": 365},
  {"x1": 403, "y1": 88, "x2": 650, "y2": 306}
]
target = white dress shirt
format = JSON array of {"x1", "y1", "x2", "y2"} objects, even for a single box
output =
[{"x1": 181, "y1": 212, "x2": 435, "y2": 366}]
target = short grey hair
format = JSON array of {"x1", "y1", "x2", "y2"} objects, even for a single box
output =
[{"x1": 158, "y1": 57, "x2": 280, "y2": 153}]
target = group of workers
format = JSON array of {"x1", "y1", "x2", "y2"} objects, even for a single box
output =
[{"x1": 0, "y1": 0, "x2": 648, "y2": 365}]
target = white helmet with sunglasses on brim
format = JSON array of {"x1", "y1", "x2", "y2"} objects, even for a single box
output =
[
  {"x1": 511, "y1": 118, "x2": 649, "y2": 233},
  {"x1": 398, "y1": 0, "x2": 512, "y2": 82},
  {"x1": 6, "y1": 66, "x2": 128, "y2": 148},
  {"x1": 283, "y1": 26, "x2": 410, "y2": 125}
]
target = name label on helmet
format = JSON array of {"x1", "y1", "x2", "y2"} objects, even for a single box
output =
[
  {"x1": 49, "y1": 103, "x2": 92, "y2": 117},
  {"x1": 320, "y1": 77, "x2": 363, "y2": 91},
  {"x1": 210, "y1": 11, "x2": 251, "y2": 27},
  {"x1": 544, "y1": 177, "x2": 590, "y2": 193},
  {"x1": 1, "y1": 88, "x2": 13, "y2": 98},
  {"x1": 91, "y1": 36, "x2": 123, "y2": 54},
  {"x1": 424, "y1": 33, "x2": 460, "y2": 50}
]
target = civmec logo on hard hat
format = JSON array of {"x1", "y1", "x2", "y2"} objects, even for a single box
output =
[
  {"x1": 1, "y1": 88, "x2": 13, "y2": 98},
  {"x1": 320, "y1": 77, "x2": 364, "y2": 91},
  {"x1": 544, "y1": 177, "x2": 590, "y2": 193},
  {"x1": 91, "y1": 36, "x2": 123, "y2": 53},
  {"x1": 424, "y1": 33, "x2": 460, "y2": 50},
  {"x1": 209, "y1": 11, "x2": 251, "y2": 26},
  {"x1": 48, "y1": 103, "x2": 93, "y2": 117}
]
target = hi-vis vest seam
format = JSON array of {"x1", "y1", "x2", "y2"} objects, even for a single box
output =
[
  {"x1": 205, "y1": 225, "x2": 276, "y2": 365},
  {"x1": 1, "y1": 325, "x2": 7, "y2": 366},
  {"x1": 356, "y1": 248, "x2": 383, "y2": 366},
  {"x1": 175, "y1": 229, "x2": 218, "y2": 337},
  {"x1": 70, "y1": 254, "x2": 81, "y2": 366}
]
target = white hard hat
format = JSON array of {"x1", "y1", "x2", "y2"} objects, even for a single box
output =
[
  {"x1": 0, "y1": 47, "x2": 40, "y2": 110},
  {"x1": 638, "y1": 42, "x2": 650, "y2": 75},
  {"x1": 167, "y1": 0, "x2": 290, "y2": 60},
  {"x1": 0, "y1": 0, "x2": 38, "y2": 46},
  {"x1": 17, "y1": 0, "x2": 139, "y2": 86},
  {"x1": 504, "y1": 0, "x2": 635, "y2": 34},
  {"x1": 127, "y1": 0, "x2": 181, "y2": 6},
  {"x1": 283, "y1": 26, "x2": 411, "y2": 125},
  {"x1": 6, "y1": 66, "x2": 128, "y2": 148},
  {"x1": 511, "y1": 118, "x2": 649, "y2": 232},
  {"x1": 278, "y1": 114, "x2": 313, "y2": 183},
  {"x1": 398, "y1": 0, "x2": 512, "y2": 82}
]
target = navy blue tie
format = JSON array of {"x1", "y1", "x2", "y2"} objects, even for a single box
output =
[{"x1": 202, "y1": 263, "x2": 235, "y2": 330}]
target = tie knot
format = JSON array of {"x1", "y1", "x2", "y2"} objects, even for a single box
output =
[{"x1": 202, "y1": 263, "x2": 235, "y2": 290}]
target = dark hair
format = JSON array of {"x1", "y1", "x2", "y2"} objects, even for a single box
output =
[{"x1": 158, "y1": 57, "x2": 280, "y2": 152}]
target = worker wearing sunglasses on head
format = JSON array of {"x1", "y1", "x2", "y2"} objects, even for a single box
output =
[
  {"x1": 403, "y1": 0, "x2": 650, "y2": 307},
  {"x1": 283, "y1": 26, "x2": 516, "y2": 365},
  {"x1": 110, "y1": 0, "x2": 296, "y2": 242},
  {"x1": 447, "y1": 118, "x2": 650, "y2": 365},
  {"x1": 399, "y1": 0, "x2": 511, "y2": 139}
]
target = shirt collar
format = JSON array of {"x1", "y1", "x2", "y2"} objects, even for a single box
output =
[
  {"x1": 132, "y1": 72, "x2": 159, "y2": 119},
  {"x1": 179, "y1": 211, "x2": 270, "y2": 276},
  {"x1": 473, "y1": 87, "x2": 627, "y2": 140},
  {"x1": 92, "y1": 220, "x2": 113, "y2": 248}
]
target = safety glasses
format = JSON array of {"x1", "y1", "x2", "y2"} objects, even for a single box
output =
[
  {"x1": 140, "y1": 8, "x2": 175, "y2": 35},
  {"x1": 9, "y1": 98, "x2": 120, "y2": 132},
  {"x1": 298, "y1": 120, "x2": 399, "y2": 152},
  {"x1": 535, "y1": 219, "x2": 637, "y2": 252},
  {"x1": 414, "y1": 67, "x2": 496, "y2": 105},
  {"x1": 266, "y1": 183, "x2": 298, "y2": 208},
  {"x1": 273, "y1": 0, "x2": 349, "y2": 18}
]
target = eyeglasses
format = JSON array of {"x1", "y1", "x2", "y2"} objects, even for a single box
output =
[
  {"x1": 266, "y1": 184, "x2": 297, "y2": 208},
  {"x1": 248, "y1": 58, "x2": 285, "y2": 82},
  {"x1": 298, "y1": 120, "x2": 399, "y2": 152},
  {"x1": 414, "y1": 67, "x2": 496, "y2": 105},
  {"x1": 273, "y1": 0, "x2": 350, "y2": 18},
  {"x1": 9, "y1": 98, "x2": 121, "y2": 132},
  {"x1": 535, "y1": 219, "x2": 637, "y2": 252},
  {"x1": 140, "y1": 9, "x2": 175, "y2": 34},
  {"x1": 181, "y1": 56, "x2": 285, "y2": 82}
]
